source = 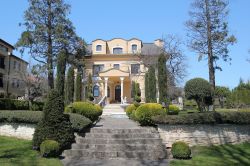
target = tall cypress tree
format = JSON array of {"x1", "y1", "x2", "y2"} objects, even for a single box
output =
[
  {"x1": 75, "y1": 68, "x2": 82, "y2": 101},
  {"x1": 87, "y1": 74, "x2": 94, "y2": 101},
  {"x1": 145, "y1": 73, "x2": 149, "y2": 103},
  {"x1": 158, "y1": 53, "x2": 168, "y2": 103},
  {"x1": 148, "y1": 66, "x2": 157, "y2": 103},
  {"x1": 56, "y1": 50, "x2": 67, "y2": 97},
  {"x1": 65, "y1": 66, "x2": 74, "y2": 105}
]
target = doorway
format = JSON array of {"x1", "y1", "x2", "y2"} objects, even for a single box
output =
[{"x1": 115, "y1": 85, "x2": 121, "y2": 102}]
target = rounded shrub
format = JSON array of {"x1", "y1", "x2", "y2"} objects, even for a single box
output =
[
  {"x1": 125, "y1": 104, "x2": 137, "y2": 117},
  {"x1": 167, "y1": 105, "x2": 180, "y2": 115},
  {"x1": 171, "y1": 141, "x2": 191, "y2": 159},
  {"x1": 135, "y1": 103, "x2": 165, "y2": 126},
  {"x1": 185, "y1": 78, "x2": 213, "y2": 112},
  {"x1": 40, "y1": 140, "x2": 60, "y2": 157},
  {"x1": 65, "y1": 102, "x2": 102, "y2": 122}
]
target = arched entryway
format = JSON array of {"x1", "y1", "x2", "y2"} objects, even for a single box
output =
[{"x1": 115, "y1": 85, "x2": 121, "y2": 102}]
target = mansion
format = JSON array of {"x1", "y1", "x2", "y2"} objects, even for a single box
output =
[{"x1": 84, "y1": 38, "x2": 163, "y2": 103}]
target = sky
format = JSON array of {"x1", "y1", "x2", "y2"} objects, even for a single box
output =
[{"x1": 0, "y1": 0, "x2": 249, "y2": 89}]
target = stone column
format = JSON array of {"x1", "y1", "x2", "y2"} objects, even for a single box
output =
[
  {"x1": 104, "y1": 77, "x2": 108, "y2": 97},
  {"x1": 120, "y1": 77, "x2": 124, "y2": 102}
]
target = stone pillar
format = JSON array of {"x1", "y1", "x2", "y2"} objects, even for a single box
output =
[
  {"x1": 104, "y1": 77, "x2": 108, "y2": 97},
  {"x1": 120, "y1": 77, "x2": 124, "y2": 102}
]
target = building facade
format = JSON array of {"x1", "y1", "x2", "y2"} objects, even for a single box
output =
[
  {"x1": 84, "y1": 38, "x2": 162, "y2": 104},
  {"x1": 0, "y1": 39, "x2": 28, "y2": 98}
]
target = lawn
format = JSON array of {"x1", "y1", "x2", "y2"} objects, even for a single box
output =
[
  {"x1": 0, "y1": 136, "x2": 62, "y2": 166},
  {"x1": 170, "y1": 142, "x2": 250, "y2": 166}
]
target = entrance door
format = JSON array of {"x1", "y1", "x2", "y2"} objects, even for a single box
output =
[{"x1": 115, "y1": 85, "x2": 121, "y2": 102}]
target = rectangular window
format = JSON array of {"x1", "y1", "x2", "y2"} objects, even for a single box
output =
[
  {"x1": 12, "y1": 79, "x2": 16, "y2": 88},
  {"x1": 131, "y1": 64, "x2": 140, "y2": 74},
  {"x1": 0, "y1": 74, "x2": 3, "y2": 88},
  {"x1": 0, "y1": 44, "x2": 8, "y2": 53},
  {"x1": 13, "y1": 61, "x2": 16, "y2": 70},
  {"x1": 0, "y1": 57, "x2": 4, "y2": 69},
  {"x1": 113, "y1": 64, "x2": 120, "y2": 69},
  {"x1": 93, "y1": 64, "x2": 104, "y2": 76}
]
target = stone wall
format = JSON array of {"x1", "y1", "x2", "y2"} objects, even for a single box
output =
[
  {"x1": 158, "y1": 124, "x2": 250, "y2": 147},
  {"x1": 0, "y1": 123, "x2": 35, "y2": 140}
]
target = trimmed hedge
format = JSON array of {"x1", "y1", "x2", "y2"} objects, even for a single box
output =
[
  {"x1": 40, "y1": 140, "x2": 60, "y2": 157},
  {"x1": 134, "y1": 103, "x2": 165, "y2": 126},
  {"x1": 167, "y1": 105, "x2": 180, "y2": 115},
  {"x1": 152, "y1": 111, "x2": 250, "y2": 125},
  {"x1": 0, "y1": 99, "x2": 44, "y2": 111},
  {"x1": 0, "y1": 111, "x2": 91, "y2": 132},
  {"x1": 0, "y1": 99, "x2": 29, "y2": 110},
  {"x1": 65, "y1": 102, "x2": 102, "y2": 122},
  {"x1": 171, "y1": 141, "x2": 191, "y2": 159}
]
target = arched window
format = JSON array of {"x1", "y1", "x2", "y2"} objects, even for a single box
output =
[
  {"x1": 132, "y1": 44, "x2": 137, "y2": 52},
  {"x1": 93, "y1": 85, "x2": 99, "y2": 97},
  {"x1": 96, "y1": 45, "x2": 102, "y2": 51},
  {"x1": 113, "y1": 47, "x2": 123, "y2": 54}
]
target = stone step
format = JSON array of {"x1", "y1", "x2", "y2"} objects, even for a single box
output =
[
  {"x1": 76, "y1": 138, "x2": 163, "y2": 145},
  {"x1": 71, "y1": 143, "x2": 165, "y2": 151},
  {"x1": 90, "y1": 128, "x2": 157, "y2": 134},
  {"x1": 63, "y1": 149, "x2": 166, "y2": 160},
  {"x1": 84, "y1": 133, "x2": 160, "y2": 139}
]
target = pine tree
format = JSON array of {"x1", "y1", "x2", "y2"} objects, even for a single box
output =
[
  {"x1": 75, "y1": 68, "x2": 82, "y2": 101},
  {"x1": 186, "y1": 0, "x2": 236, "y2": 106},
  {"x1": 65, "y1": 66, "x2": 74, "y2": 105},
  {"x1": 16, "y1": 0, "x2": 82, "y2": 89},
  {"x1": 158, "y1": 53, "x2": 168, "y2": 103},
  {"x1": 148, "y1": 66, "x2": 157, "y2": 103}
]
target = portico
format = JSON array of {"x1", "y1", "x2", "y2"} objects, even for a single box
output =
[{"x1": 99, "y1": 68, "x2": 131, "y2": 103}]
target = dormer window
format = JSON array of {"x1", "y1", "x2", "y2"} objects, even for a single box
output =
[
  {"x1": 113, "y1": 47, "x2": 123, "y2": 54},
  {"x1": 96, "y1": 45, "x2": 102, "y2": 51},
  {"x1": 132, "y1": 44, "x2": 137, "y2": 52}
]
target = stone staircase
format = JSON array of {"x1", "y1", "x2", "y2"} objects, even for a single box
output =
[
  {"x1": 102, "y1": 104, "x2": 126, "y2": 116},
  {"x1": 63, "y1": 127, "x2": 166, "y2": 160}
]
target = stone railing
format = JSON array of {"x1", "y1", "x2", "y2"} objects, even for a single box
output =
[{"x1": 157, "y1": 124, "x2": 250, "y2": 148}]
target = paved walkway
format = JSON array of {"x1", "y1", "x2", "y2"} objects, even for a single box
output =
[{"x1": 62, "y1": 105, "x2": 169, "y2": 166}]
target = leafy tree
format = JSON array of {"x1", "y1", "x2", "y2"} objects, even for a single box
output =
[
  {"x1": 186, "y1": 0, "x2": 236, "y2": 106},
  {"x1": 148, "y1": 66, "x2": 157, "y2": 103},
  {"x1": 75, "y1": 68, "x2": 82, "y2": 101},
  {"x1": 33, "y1": 90, "x2": 74, "y2": 150},
  {"x1": 185, "y1": 78, "x2": 213, "y2": 112},
  {"x1": 16, "y1": 0, "x2": 82, "y2": 89},
  {"x1": 158, "y1": 53, "x2": 168, "y2": 104},
  {"x1": 215, "y1": 86, "x2": 231, "y2": 108},
  {"x1": 65, "y1": 66, "x2": 74, "y2": 105}
]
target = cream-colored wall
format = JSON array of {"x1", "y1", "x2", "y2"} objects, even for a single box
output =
[
  {"x1": 92, "y1": 40, "x2": 107, "y2": 54},
  {"x1": 91, "y1": 38, "x2": 142, "y2": 55}
]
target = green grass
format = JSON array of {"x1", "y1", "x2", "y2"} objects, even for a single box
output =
[
  {"x1": 0, "y1": 136, "x2": 62, "y2": 166},
  {"x1": 170, "y1": 142, "x2": 250, "y2": 166}
]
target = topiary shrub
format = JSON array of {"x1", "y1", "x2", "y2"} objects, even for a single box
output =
[
  {"x1": 125, "y1": 104, "x2": 137, "y2": 117},
  {"x1": 185, "y1": 78, "x2": 213, "y2": 112},
  {"x1": 167, "y1": 105, "x2": 180, "y2": 115},
  {"x1": 171, "y1": 141, "x2": 191, "y2": 159},
  {"x1": 30, "y1": 101, "x2": 44, "y2": 111},
  {"x1": 33, "y1": 90, "x2": 74, "y2": 151},
  {"x1": 65, "y1": 102, "x2": 102, "y2": 122},
  {"x1": 135, "y1": 103, "x2": 165, "y2": 126},
  {"x1": 0, "y1": 98, "x2": 29, "y2": 110},
  {"x1": 68, "y1": 113, "x2": 92, "y2": 132},
  {"x1": 40, "y1": 140, "x2": 59, "y2": 157}
]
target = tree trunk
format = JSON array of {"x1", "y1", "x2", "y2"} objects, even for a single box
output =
[
  {"x1": 47, "y1": 0, "x2": 54, "y2": 90},
  {"x1": 205, "y1": 0, "x2": 215, "y2": 109}
]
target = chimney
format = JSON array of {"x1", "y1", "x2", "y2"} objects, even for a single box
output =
[{"x1": 154, "y1": 39, "x2": 164, "y2": 48}]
